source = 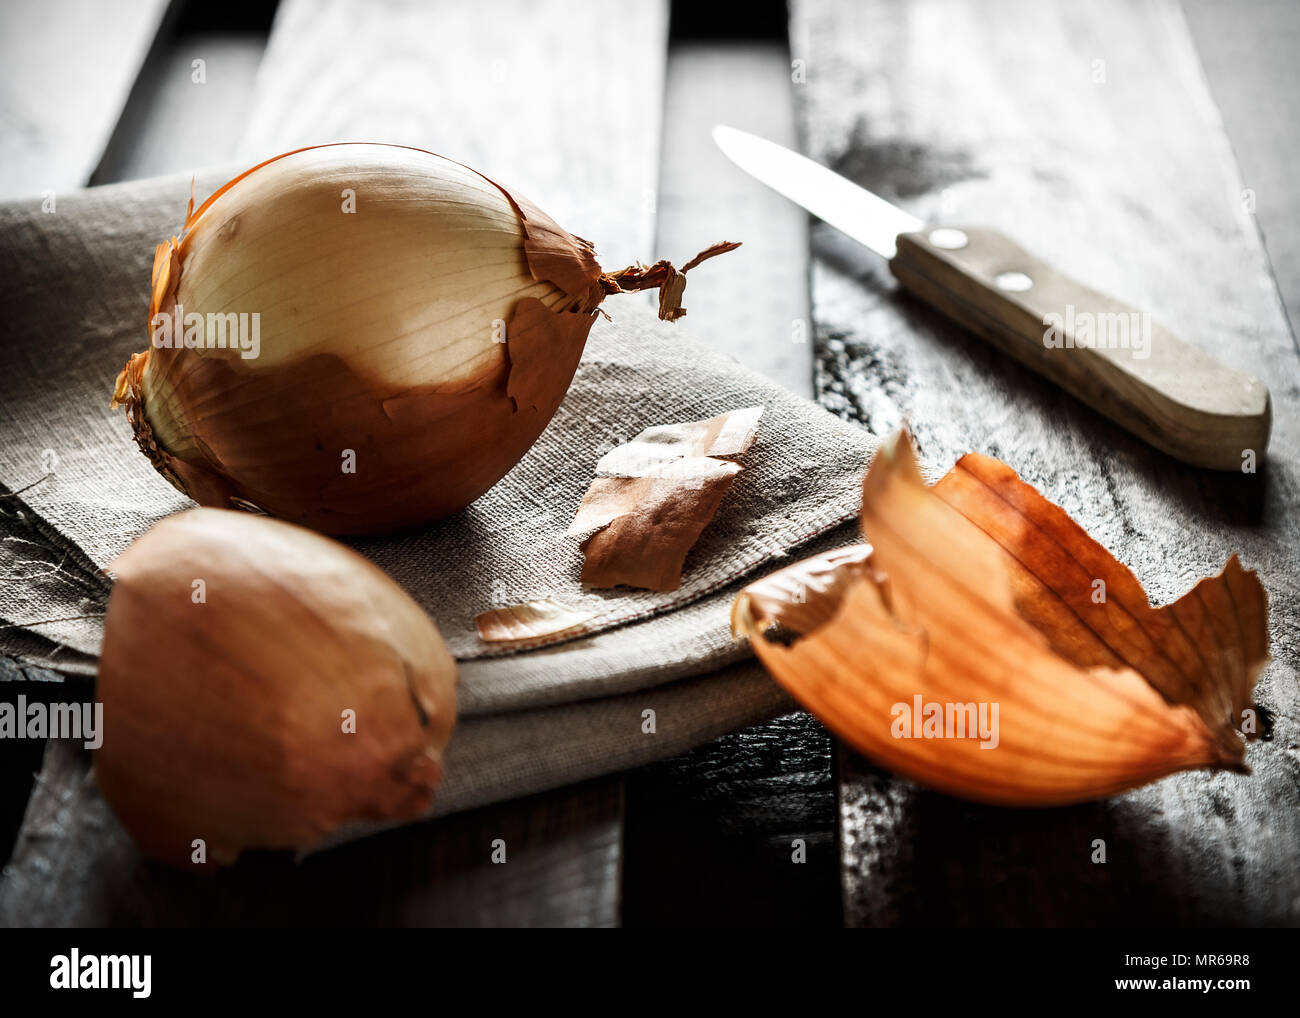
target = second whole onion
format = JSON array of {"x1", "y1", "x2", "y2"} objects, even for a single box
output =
[
  {"x1": 95, "y1": 507, "x2": 459, "y2": 866},
  {"x1": 112, "y1": 143, "x2": 736, "y2": 534}
]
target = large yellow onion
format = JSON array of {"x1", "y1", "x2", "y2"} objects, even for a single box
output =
[
  {"x1": 111, "y1": 143, "x2": 732, "y2": 534},
  {"x1": 95, "y1": 507, "x2": 458, "y2": 867}
]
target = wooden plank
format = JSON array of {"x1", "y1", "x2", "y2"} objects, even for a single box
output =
[
  {"x1": 90, "y1": 32, "x2": 268, "y2": 185},
  {"x1": 621, "y1": 41, "x2": 835, "y2": 924},
  {"x1": 0, "y1": 0, "x2": 172, "y2": 199},
  {"x1": 1182, "y1": 0, "x2": 1300, "y2": 350},
  {"x1": 2, "y1": 0, "x2": 671, "y2": 928},
  {"x1": 239, "y1": 0, "x2": 668, "y2": 268},
  {"x1": 233, "y1": 0, "x2": 670, "y2": 927},
  {"x1": 622, "y1": 710, "x2": 840, "y2": 926},
  {"x1": 234, "y1": 0, "x2": 670, "y2": 927},
  {"x1": 789, "y1": 0, "x2": 1300, "y2": 925},
  {"x1": 655, "y1": 43, "x2": 814, "y2": 396}
]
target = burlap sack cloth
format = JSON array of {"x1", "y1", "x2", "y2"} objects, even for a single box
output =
[{"x1": 0, "y1": 171, "x2": 873, "y2": 843}]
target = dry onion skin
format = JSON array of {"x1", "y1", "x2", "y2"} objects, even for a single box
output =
[
  {"x1": 732, "y1": 432, "x2": 1269, "y2": 806},
  {"x1": 111, "y1": 143, "x2": 737, "y2": 534},
  {"x1": 95, "y1": 507, "x2": 458, "y2": 867},
  {"x1": 567, "y1": 406, "x2": 764, "y2": 591},
  {"x1": 474, "y1": 598, "x2": 597, "y2": 647}
]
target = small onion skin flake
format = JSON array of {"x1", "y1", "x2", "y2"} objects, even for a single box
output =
[
  {"x1": 567, "y1": 406, "x2": 764, "y2": 591},
  {"x1": 111, "y1": 143, "x2": 735, "y2": 535},
  {"x1": 474, "y1": 598, "x2": 597, "y2": 646},
  {"x1": 95, "y1": 508, "x2": 458, "y2": 867}
]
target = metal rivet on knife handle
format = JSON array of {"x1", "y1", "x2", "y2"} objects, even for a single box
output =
[
  {"x1": 994, "y1": 271, "x2": 1034, "y2": 292},
  {"x1": 928, "y1": 228, "x2": 969, "y2": 250}
]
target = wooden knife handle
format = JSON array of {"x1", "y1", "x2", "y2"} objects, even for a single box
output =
[{"x1": 889, "y1": 226, "x2": 1271, "y2": 470}]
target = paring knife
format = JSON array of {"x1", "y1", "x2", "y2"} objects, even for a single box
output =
[{"x1": 713, "y1": 125, "x2": 1271, "y2": 470}]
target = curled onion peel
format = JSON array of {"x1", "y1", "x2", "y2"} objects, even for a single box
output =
[{"x1": 111, "y1": 143, "x2": 736, "y2": 534}]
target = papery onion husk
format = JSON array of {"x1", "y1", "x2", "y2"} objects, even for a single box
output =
[
  {"x1": 732, "y1": 432, "x2": 1270, "y2": 807},
  {"x1": 95, "y1": 507, "x2": 458, "y2": 867},
  {"x1": 566, "y1": 406, "x2": 764, "y2": 591},
  {"x1": 111, "y1": 143, "x2": 736, "y2": 534},
  {"x1": 474, "y1": 598, "x2": 597, "y2": 646}
]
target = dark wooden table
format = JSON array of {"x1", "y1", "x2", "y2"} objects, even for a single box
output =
[{"x1": 1, "y1": 0, "x2": 1296, "y2": 927}]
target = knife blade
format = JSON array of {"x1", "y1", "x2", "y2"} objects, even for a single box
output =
[{"x1": 713, "y1": 124, "x2": 1271, "y2": 471}]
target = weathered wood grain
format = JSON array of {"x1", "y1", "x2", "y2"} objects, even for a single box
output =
[
  {"x1": 0, "y1": 0, "x2": 172, "y2": 199},
  {"x1": 2, "y1": 0, "x2": 672, "y2": 928},
  {"x1": 1183, "y1": 0, "x2": 1300, "y2": 356},
  {"x1": 656, "y1": 43, "x2": 814, "y2": 397},
  {"x1": 621, "y1": 40, "x2": 837, "y2": 924},
  {"x1": 238, "y1": 0, "x2": 668, "y2": 269},
  {"x1": 790, "y1": 0, "x2": 1300, "y2": 925},
  {"x1": 91, "y1": 33, "x2": 268, "y2": 185},
  {"x1": 623, "y1": 710, "x2": 840, "y2": 926}
]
